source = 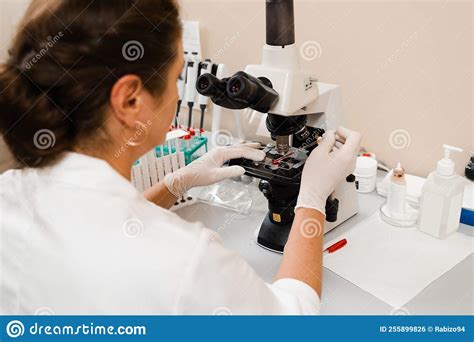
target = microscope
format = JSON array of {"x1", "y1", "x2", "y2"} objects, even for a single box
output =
[{"x1": 196, "y1": 0, "x2": 359, "y2": 253}]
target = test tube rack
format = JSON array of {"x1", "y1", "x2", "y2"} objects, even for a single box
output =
[
  {"x1": 157, "y1": 134, "x2": 208, "y2": 165},
  {"x1": 131, "y1": 129, "x2": 208, "y2": 211}
]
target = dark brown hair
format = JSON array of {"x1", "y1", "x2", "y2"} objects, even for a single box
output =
[{"x1": 0, "y1": 0, "x2": 182, "y2": 167}]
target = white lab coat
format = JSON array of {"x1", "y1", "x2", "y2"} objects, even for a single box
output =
[{"x1": 0, "y1": 152, "x2": 320, "y2": 314}]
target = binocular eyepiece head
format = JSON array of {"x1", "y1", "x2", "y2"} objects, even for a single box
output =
[
  {"x1": 196, "y1": 73, "x2": 226, "y2": 98},
  {"x1": 227, "y1": 74, "x2": 260, "y2": 102},
  {"x1": 196, "y1": 71, "x2": 279, "y2": 113}
]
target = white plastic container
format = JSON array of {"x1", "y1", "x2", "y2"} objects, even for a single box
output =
[
  {"x1": 354, "y1": 156, "x2": 377, "y2": 193},
  {"x1": 387, "y1": 163, "x2": 407, "y2": 218},
  {"x1": 380, "y1": 162, "x2": 418, "y2": 227},
  {"x1": 418, "y1": 145, "x2": 466, "y2": 239}
]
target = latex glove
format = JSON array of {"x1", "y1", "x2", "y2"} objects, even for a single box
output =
[
  {"x1": 164, "y1": 142, "x2": 265, "y2": 198},
  {"x1": 295, "y1": 126, "x2": 362, "y2": 214}
]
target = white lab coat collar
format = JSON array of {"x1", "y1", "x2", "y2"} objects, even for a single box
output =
[{"x1": 41, "y1": 151, "x2": 140, "y2": 198}]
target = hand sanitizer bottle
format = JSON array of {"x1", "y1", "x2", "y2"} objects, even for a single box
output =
[{"x1": 418, "y1": 145, "x2": 466, "y2": 238}]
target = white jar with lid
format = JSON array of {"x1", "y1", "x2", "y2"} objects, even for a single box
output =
[{"x1": 354, "y1": 156, "x2": 377, "y2": 193}]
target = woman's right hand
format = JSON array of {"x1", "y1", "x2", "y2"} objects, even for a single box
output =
[{"x1": 295, "y1": 126, "x2": 362, "y2": 215}]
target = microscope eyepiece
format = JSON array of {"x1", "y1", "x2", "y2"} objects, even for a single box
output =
[
  {"x1": 226, "y1": 71, "x2": 278, "y2": 113},
  {"x1": 197, "y1": 75, "x2": 210, "y2": 91},
  {"x1": 195, "y1": 71, "x2": 279, "y2": 113},
  {"x1": 227, "y1": 75, "x2": 259, "y2": 102},
  {"x1": 196, "y1": 73, "x2": 227, "y2": 97},
  {"x1": 196, "y1": 73, "x2": 248, "y2": 110},
  {"x1": 228, "y1": 78, "x2": 242, "y2": 94}
]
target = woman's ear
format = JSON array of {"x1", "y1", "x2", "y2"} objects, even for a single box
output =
[{"x1": 110, "y1": 74, "x2": 144, "y2": 128}]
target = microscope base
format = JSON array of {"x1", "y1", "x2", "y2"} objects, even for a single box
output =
[
  {"x1": 256, "y1": 179, "x2": 360, "y2": 254},
  {"x1": 256, "y1": 214, "x2": 291, "y2": 253}
]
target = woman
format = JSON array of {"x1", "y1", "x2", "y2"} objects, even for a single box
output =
[{"x1": 0, "y1": 0, "x2": 361, "y2": 314}]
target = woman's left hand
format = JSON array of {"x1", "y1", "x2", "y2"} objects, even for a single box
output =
[{"x1": 163, "y1": 142, "x2": 265, "y2": 198}]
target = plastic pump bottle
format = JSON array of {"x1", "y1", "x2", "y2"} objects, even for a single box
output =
[{"x1": 418, "y1": 144, "x2": 465, "y2": 239}]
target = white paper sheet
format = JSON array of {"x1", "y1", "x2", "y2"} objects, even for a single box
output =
[{"x1": 324, "y1": 213, "x2": 473, "y2": 308}]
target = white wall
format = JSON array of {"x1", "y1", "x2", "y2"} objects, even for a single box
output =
[
  {"x1": 0, "y1": 0, "x2": 29, "y2": 170},
  {"x1": 0, "y1": 0, "x2": 30, "y2": 61},
  {"x1": 180, "y1": 0, "x2": 473, "y2": 177},
  {"x1": 0, "y1": 0, "x2": 472, "y2": 176}
]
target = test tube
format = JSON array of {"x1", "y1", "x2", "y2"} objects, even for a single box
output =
[
  {"x1": 131, "y1": 160, "x2": 144, "y2": 192},
  {"x1": 163, "y1": 143, "x2": 172, "y2": 175},
  {"x1": 169, "y1": 139, "x2": 180, "y2": 172},
  {"x1": 156, "y1": 145, "x2": 165, "y2": 181},
  {"x1": 146, "y1": 149, "x2": 159, "y2": 186},
  {"x1": 178, "y1": 138, "x2": 186, "y2": 168},
  {"x1": 139, "y1": 155, "x2": 152, "y2": 190}
]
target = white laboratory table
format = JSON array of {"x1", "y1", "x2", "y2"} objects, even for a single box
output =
[{"x1": 176, "y1": 169, "x2": 473, "y2": 315}]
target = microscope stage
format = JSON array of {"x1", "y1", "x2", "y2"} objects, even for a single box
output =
[{"x1": 229, "y1": 144, "x2": 309, "y2": 185}]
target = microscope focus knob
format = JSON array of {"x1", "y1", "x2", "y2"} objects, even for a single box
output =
[
  {"x1": 258, "y1": 180, "x2": 272, "y2": 198},
  {"x1": 325, "y1": 197, "x2": 339, "y2": 222}
]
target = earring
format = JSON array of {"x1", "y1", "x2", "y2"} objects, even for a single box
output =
[{"x1": 126, "y1": 120, "x2": 148, "y2": 147}]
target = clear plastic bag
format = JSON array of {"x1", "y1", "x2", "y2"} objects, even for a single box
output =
[{"x1": 197, "y1": 176, "x2": 262, "y2": 214}]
